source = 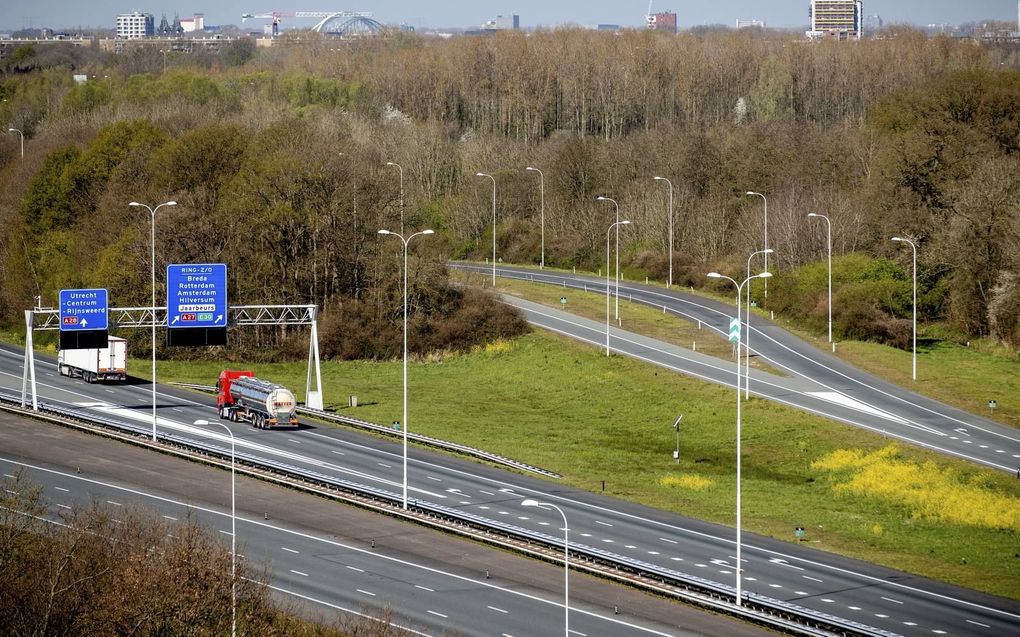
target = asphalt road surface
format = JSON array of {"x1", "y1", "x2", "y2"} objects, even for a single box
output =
[
  {"x1": 2, "y1": 345, "x2": 1019, "y2": 636},
  {"x1": 0, "y1": 413, "x2": 763, "y2": 637},
  {"x1": 450, "y1": 262, "x2": 1020, "y2": 474}
]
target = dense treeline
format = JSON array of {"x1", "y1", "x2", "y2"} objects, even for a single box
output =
[
  {"x1": 0, "y1": 28, "x2": 1018, "y2": 354},
  {"x1": 0, "y1": 474, "x2": 401, "y2": 636}
]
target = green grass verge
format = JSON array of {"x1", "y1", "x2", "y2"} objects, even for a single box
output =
[{"x1": 144, "y1": 331, "x2": 1020, "y2": 600}]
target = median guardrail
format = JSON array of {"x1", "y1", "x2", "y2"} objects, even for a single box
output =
[{"x1": 170, "y1": 382, "x2": 561, "y2": 479}]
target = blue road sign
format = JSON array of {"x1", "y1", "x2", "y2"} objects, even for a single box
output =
[
  {"x1": 58, "y1": 288, "x2": 108, "y2": 331},
  {"x1": 166, "y1": 263, "x2": 228, "y2": 329}
]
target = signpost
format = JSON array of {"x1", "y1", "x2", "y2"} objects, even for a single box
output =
[
  {"x1": 58, "y1": 288, "x2": 108, "y2": 349},
  {"x1": 672, "y1": 413, "x2": 683, "y2": 464},
  {"x1": 166, "y1": 264, "x2": 228, "y2": 346}
]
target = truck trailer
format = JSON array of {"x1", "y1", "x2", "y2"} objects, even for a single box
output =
[
  {"x1": 216, "y1": 370, "x2": 299, "y2": 429},
  {"x1": 57, "y1": 336, "x2": 127, "y2": 383}
]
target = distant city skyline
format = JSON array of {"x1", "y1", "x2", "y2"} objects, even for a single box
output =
[{"x1": 3, "y1": 0, "x2": 1017, "y2": 32}]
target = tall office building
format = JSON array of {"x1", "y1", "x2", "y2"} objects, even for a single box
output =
[
  {"x1": 807, "y1": 1, "x2": 863, "y2": 40},
  {"x1": 116, "y1": 11, "x2": 154, "y2": 39},
  {"x1": 647, "y1": 11, "x2": 678, "y2": 33}
]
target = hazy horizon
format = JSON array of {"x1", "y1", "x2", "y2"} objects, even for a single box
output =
[{"x1": 3, "y1": 0, "x2": 1017, "y2": 32}]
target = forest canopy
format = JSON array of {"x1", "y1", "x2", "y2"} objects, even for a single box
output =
[{"x1": 1, "y1": 28, "x2": 1018, "y2": 355}]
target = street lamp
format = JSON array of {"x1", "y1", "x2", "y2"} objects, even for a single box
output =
[
  {"x1": 129, "y1": 200, "x2": 177, "y2": 443},
  {"x1": 744, "y1": 248, "x2": 773, "y2": 398},
  {"x1": 193, "y1": 419, "x2": 236, "y2": 637},
  {"x1": 707, "y1": 269, "x2": 772, "y2": 608},
  {"x1": 653, "y1": 176, "x2": 674, "y2": 287},
  {"x1": 808, "y1": 213, "x2": 832, "y2": 343},
  {"x1": 746, "y1": 191, "x2": 769, "y2": 301},
  {"x1": 597, "y1": 196, "x2": 622, "y2": 322},
  {"x1": 476, "y1": 173, "x2": 497, "y2": 287},
  {"x1": 8, "y1": 128, "x2": 23, "y2": 158},
  {"x1": 525, "y1": 166, "x2": 545, "y2": 269},
  {"x1": 378, "y1": 228, "x2": 434, "y2": 510},
  {"x1": 385, "y1": 161, "x2": 404, "y2": 234},
  {"x1": 892, "y1": 236, "x2": 917, "y2": 381},
  {"x1": 521, "y1": 499, "x2": 569, "y2": 637},
  {"x1": 606, "y1": 220, "x2": 631, "y2": 356}
]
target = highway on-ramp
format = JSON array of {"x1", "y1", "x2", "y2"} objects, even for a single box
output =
[
  {"x1": 450, "y1": 262, "x2": 1020, "y2": 474},
  {"x1": 2, "y1": 344, "x2": 1019, "y2": 636}
]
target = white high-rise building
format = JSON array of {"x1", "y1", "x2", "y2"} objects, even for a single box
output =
[
  {"x1": 807, "y1": 1, "x2": 863, "y2": 40},
  {"x1": 116, "y1": 11, "x2": 154, "y2": 39}
]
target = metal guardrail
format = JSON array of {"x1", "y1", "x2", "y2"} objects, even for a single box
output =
[
  {"x1": 170, "y1": 382, "x2": 561, "y2": 479},
  {"x1": 0, "y1": 389, "x2": 898, "y2": 637}
]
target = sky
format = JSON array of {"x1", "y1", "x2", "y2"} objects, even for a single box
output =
[{"x1": 3, "y1": 0, "x2": 1018, "y2": 32}]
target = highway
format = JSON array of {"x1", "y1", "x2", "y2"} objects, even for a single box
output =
[
  {"x1": 450, "y1": 262, "x2": 1020, "y2": 474},
  {"x1": 0, "y1": 413, "x2": 747, "y2": 637},
  {"x1": 2, "y1": 344, "x2": 1019, "y2": 636}
]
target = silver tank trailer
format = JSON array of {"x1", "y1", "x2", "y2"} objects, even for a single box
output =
[{"x1": 230, "y1": 376, "x2": 297, "y2": 424}]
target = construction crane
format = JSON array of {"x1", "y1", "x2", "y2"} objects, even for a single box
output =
[{"x1": 241, "y1": 10, "x2": 373, "y2": 36}]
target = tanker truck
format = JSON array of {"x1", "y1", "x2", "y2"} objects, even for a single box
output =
[{"x1": 216, "y1": 370, "x2": 299, "y2": 429}]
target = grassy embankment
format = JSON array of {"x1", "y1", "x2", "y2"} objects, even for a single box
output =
[{"x1": 146, "y1": 327, "x2": 1020, "y2": 600}]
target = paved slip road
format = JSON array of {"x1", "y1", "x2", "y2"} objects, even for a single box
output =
[
  {"x1": 2, "y1": 345, "x2": 1019, "y2": 636},
  {"x1": 0, "y1": 413, "x2": 750, "y2": 637},
  {"x1": 450, "y1": 262, "x2": 1020, "y2": 474}
]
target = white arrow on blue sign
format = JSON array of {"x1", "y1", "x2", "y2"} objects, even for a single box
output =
[
  {"x1": 166, "y1": 263, "x2": 228, "y2": 329},
  {"x1": 728, "y1": 317, "x2": 741, "y2": 343},
  {"x1": 58, "y1": 289, "x2": 109, "y2": 331}
]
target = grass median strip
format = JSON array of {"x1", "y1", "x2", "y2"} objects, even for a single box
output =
[{"x1": 149, "y1": 331, "x2": 1020, "y2": 600}]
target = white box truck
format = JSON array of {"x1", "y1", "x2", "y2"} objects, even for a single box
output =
[{"x1": 57, "y1": 336, "x2": 127, "y2": 383}]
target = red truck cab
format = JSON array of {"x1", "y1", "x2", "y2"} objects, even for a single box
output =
[{"x1": 217, "y1": 369, "x2": 255, "y2": 409}]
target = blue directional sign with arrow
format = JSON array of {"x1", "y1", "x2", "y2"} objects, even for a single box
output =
[
  {"x1": 59, "y1": 288, "x2": 108, "y2": 331},
  {"x1": 166, "y1": 264, "x2": 227, "y2": 329}
]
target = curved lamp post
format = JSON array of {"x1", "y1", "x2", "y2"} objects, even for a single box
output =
[
  {"x1": 129, "y1": 200, "x2": 177, "y2": 442},
  {"x1": 892, "y1": 236, "x2": 917, "y2": 381},
  {"x1": 521, "y1": 499, "x2": 569, "y2": 637},
  {"x1": 378, "y1": 228, "x2": 434, "y2": 509},
  {"x1": 597, "y1": 196, "x2": 622, "y2": 322},
  {"x1": 606, "y1": 220, "x2": 631, "y2": 356},
  {"x1": 746, "y1": 191, "x2": 769, "y2": 301},
  {"x1": 476, "y1": 172, "x2": 497, "y2": 287},
  {"x1": 525, "y1": 166, "x2": 545, "y2": 269},
  {"x1": 744, "y1": 248, "x2": 773, "y2": 398},
  {"x1": 385, "y1": 161, "x2": 403, "y2": 234},
  {"x1": 193, "y1": 419, "x2": 236, "y2": 637},
  {"x1": 808, "y1": 213, "x2": 832, "y2": 343},
  {"x1": 707, "y1": 269, "x2": 772, "y2": 608},
  {"x1": 653, "y1": 176, "x2": 674, "y2": 287}
]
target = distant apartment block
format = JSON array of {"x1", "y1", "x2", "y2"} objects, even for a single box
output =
[
  {"x1": 647, "y1": 11, "x2": 677, "y2": 34},
  {"x1": 116, "y1": 11, "x2": 154, "y2": 39},
  {"x1": 807, "y1": 0, "x2": 863, "y2": 40},
  {"x1": 180, "y1": 14, "x2": 205, "y2": 33}
]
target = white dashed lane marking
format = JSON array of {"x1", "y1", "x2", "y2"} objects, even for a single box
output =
[
  {"x1": 281, "y1": 547, "x2": 298, "y2": 554},
  {"x1": 290, "y1": 570, "x2": 308, "y2": 577},
  {"x1": 488, "y1": 606, "x2": 509, "y2": 614},
  {"x1": 415, "y1": 585, "x2": 434, "y2": 592}
]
